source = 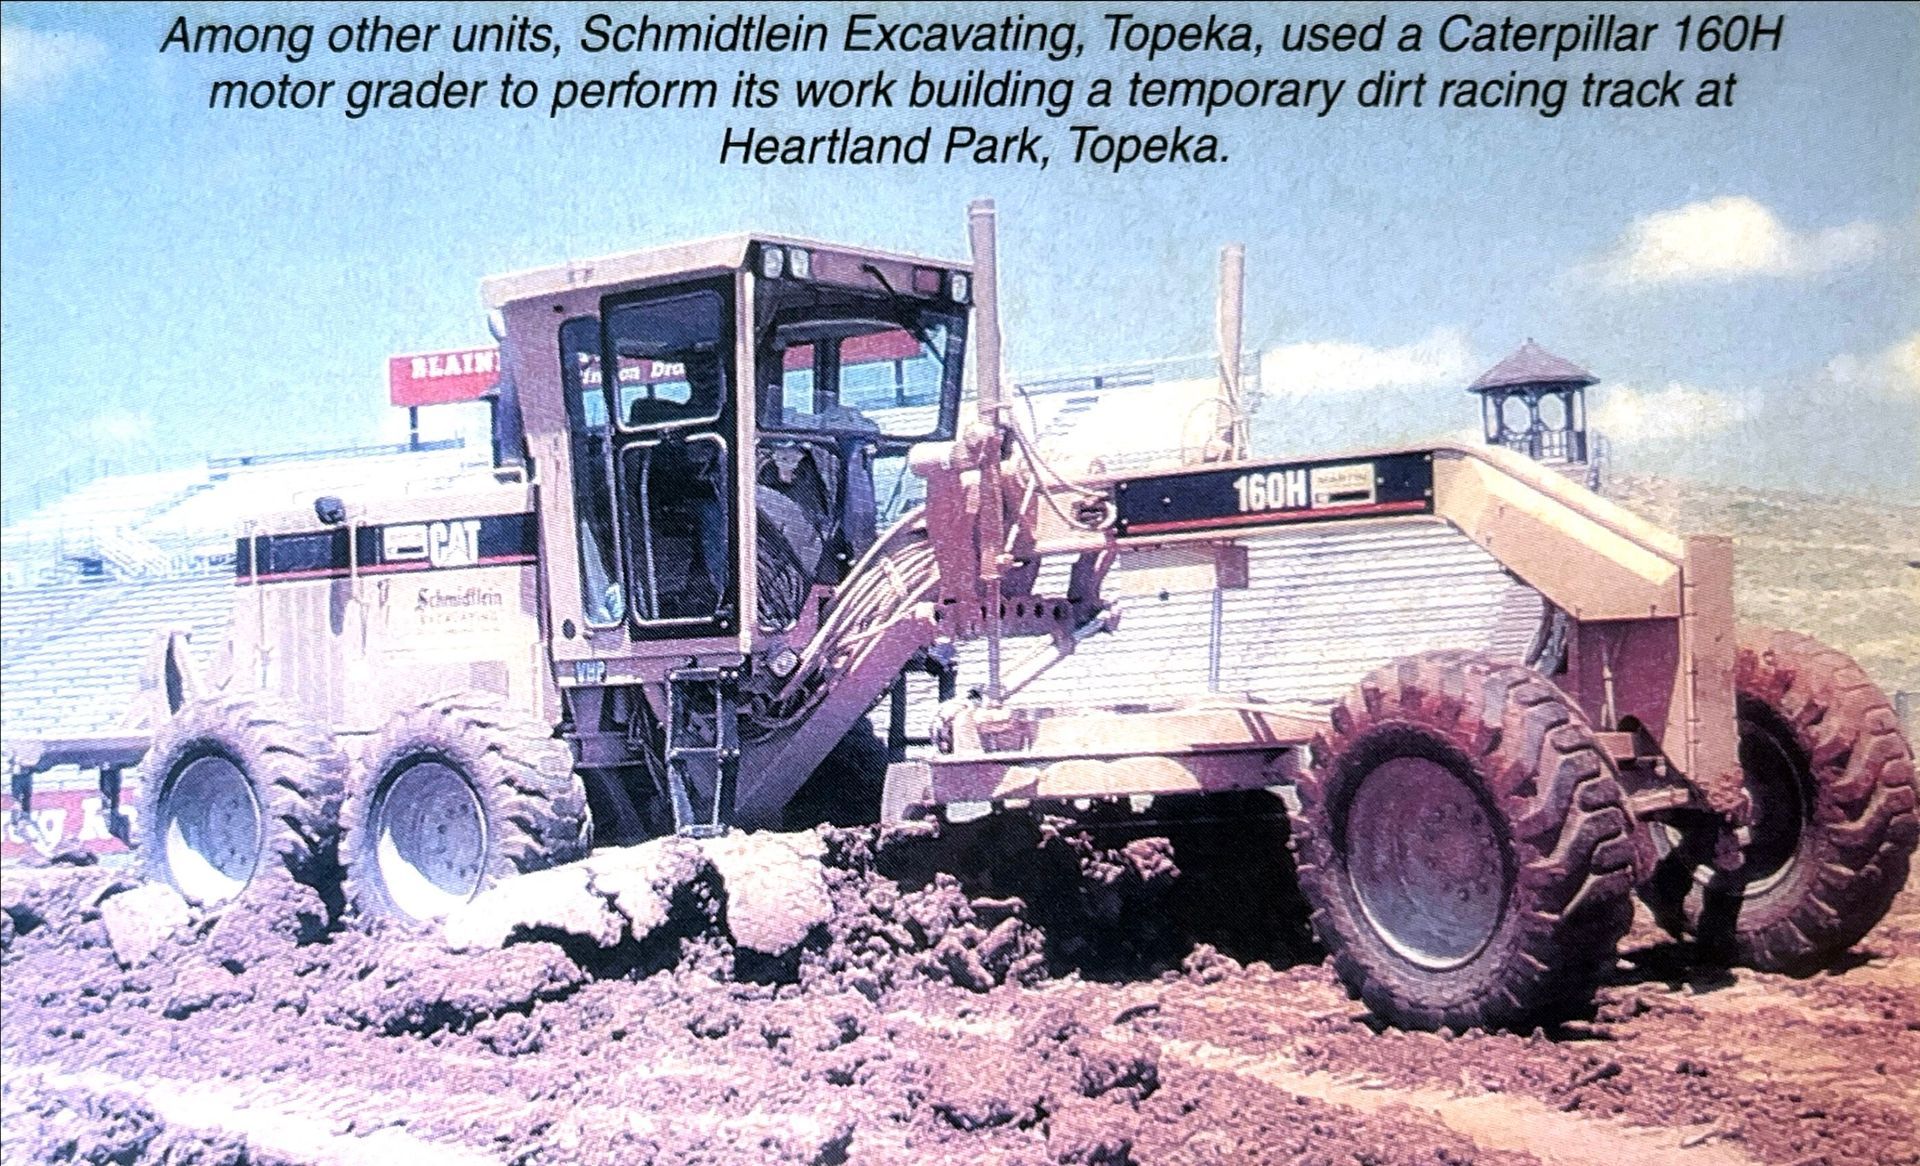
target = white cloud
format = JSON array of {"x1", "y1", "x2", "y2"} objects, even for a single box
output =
[
  {"x1": 1, "y1": 25, "x2": 107, "y2": 103},
  {"x1": 1825, "y1": 331, "x2": 1920, "y2": 399},
  {"x1": 1587, "y1": 196, "x2": 1881, "y2": 288},
  {"x1": 1261, "y1": 327, "x2": 1476, "y2": 396},
  {"x1": 1591, "y1": 382, "x2": 1747, "y2": 443}
]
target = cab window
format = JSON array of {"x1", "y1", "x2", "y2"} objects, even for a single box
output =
[
  {"x1": 759, "y1": 311, "x2": 960, "y2": 445},
  {"x1": 606, "y1": 288, "x2": 727, "y2": 431},
  {"x1": 559, "y1": 316, "x2": 624, "y2": 626}
]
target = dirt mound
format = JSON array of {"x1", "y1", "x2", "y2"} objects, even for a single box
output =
[
  {"x1": 0, "y1": 809, "x2": 1295, "y2": 1031},
  {"x1": 0, "y1": 809, "x2": 1313, "y2": 1162},
  {"x1": 5, "y1": 807, "x2": 1913, "y2": 1165}
]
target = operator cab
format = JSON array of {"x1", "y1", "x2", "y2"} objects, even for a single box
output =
[
  {"x1": 486, "y1": 235, "x2": 970, "y2": 670},
  {"x1": 753, "y1": 245, "x2": 967, "y2": 631}
]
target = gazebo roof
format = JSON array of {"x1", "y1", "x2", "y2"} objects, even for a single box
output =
[{"x1": 1468, "y1": 341, "x2": 1597, "y2": 393}]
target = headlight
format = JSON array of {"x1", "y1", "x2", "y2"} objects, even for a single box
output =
[
  {"x1": 949, "y1": 272, "x2": 970, "y2": 304},
  {"x1": 787, "y1": 248, "x2": 812, "y2": 280},
  {"x1": 760, "y1": 246, "x2": 785, "y2": 280}
]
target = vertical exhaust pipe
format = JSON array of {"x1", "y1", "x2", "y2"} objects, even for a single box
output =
[
  {"x1": 968, "y1": 199, "x2": 1008, "y2": 703},
  {"x1": 1204, "y1": 244, "x2": 1248, "y2": 686},
  {"x1": 969, "y1": 199, "x2": 1006, "y2": 430},
  {"x1": 1216, "y1": 243, "x2": 1247, "y2": 460}
]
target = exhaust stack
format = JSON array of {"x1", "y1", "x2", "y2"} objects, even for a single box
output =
[
  {"x1": 1216, "y1": 242, "x2": 1248, "y2": 460},
  {"x1": 968, "y1": 199, "x2": 1007, "y2": 430},
  {"x1": 968, "y1": 199, "x2": 1009, "y2": 703}
]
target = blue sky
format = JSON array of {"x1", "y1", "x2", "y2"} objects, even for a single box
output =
[{"x1": 3, "y1": 2, "x2": 1915, "y2": 506}]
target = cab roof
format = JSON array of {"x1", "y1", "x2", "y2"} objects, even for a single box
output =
[{"x1": 481, "y1": 233, "x2": 969, "y2": 310}]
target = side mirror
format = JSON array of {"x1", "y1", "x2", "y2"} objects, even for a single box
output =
[{"x1": 314, "y1": 496, "x2": 347, "y2": 525}]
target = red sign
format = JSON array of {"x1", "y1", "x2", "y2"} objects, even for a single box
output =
[
  {"x1": 2, "y1": 789, "x2": 135, "y2": 862},
  {"x1": 782, "y1": 329, "x2": 923, "y2": 370},
  {"x1": 389, "y1": 345, "x2": 501, "y2": 407}
]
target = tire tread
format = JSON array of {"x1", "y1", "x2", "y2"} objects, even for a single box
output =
[
  {"x1": 1293, "y1": 650, "x2": 1634, "y2": 1031},
  {"x1": 134, "y1": 695, "x2": 346, "y2": 906},
  {"x1": 341, "y1": 692, "x2": 589, "y2": 921},
  {"x1": 1644, "y1": 627, "x2": 1916, "y2": 973}
]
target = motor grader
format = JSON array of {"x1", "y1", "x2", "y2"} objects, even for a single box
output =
[{"x1": 12, "y1": 201, "x2": 1913, "y2": 1031}]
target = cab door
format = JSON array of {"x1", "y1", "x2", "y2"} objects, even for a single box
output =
[
  {"x1": 555, "y1": 276, "x2": 745, "y2": 647},
  {"x1": 601, "y1": 278, "x2": 740, "y2": 641}
]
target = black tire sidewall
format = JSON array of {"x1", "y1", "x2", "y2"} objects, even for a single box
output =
[
  {"x1": 134, "y1": 696, "x2": 344, "y2": 906},
  {"x1": 343, "y1": 696, "x2": 589, "y2": 922},
  {"x1": 1317, "y1": 725, "x2": 1528, "y2": 1017}
]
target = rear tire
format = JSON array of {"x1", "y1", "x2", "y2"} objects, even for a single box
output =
[
  {"x1": 1292, "y1": 651, "x2": 1636, "y2": 1031},
  {"x1": 342, "y1": 695, "x2": 590, "y2": 922},
  {"x1": 1643, "y1": 628, "x2": 1918, "y2": 972},
  {"x1": 135, "y1": 695, "x2": 345, "y2": 909}
]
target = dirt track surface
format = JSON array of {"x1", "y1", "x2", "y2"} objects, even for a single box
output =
[{"x1": 4, "y1": 813, "x2": 1917, "y2": 1166}]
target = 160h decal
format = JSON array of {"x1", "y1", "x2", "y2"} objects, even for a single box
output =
[{"x1": 1116, "y1": 451, "x2": 1433, "y2": 537}]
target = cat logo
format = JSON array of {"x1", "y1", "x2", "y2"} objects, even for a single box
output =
[{"x1": 428, "y1": 519, "x2": 482, "y2": 568}]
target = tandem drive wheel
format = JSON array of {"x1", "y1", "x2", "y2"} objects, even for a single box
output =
[
  {"x1": 135, "y1": 696, "x2": 346, "y2": 908},
  {"x1": 1290, "y1": 651, "x2": 1637, "y2": 1031},
  {"x1": 341, "y1": 694, "x2": 591, "y2": 922}
]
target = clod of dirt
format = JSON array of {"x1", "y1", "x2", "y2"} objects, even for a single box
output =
[
  {"x1": 200, "y1": 876, "x2": 333, "y2": 971},
  {"x1": 444, "y1": 863, "x2": 626, "y2": 952},
  {"x1": 703, "y1": 831, "x2": 833, "y2": 957},
  {"x1": 580, "y1": 836, "x2": 709, "y2": 942},
  {"x1": 915, "y1": 1008, "x2": 1160, "y2": 1149},
  {"x1": 810, "y1": 831, "x2": 1049, "y2": 997},
  {"x1": 1047, "y1": 1102, "x2": 1136, "y2": 1165},
  {"x1": 98, "y1": 884, "x2": 191, "y2": 969},
  {"x1": 444, "y1": 832, "x2": 833, "y2": 965},
  {"x1": 163, "y1": 963, "x2": 255, "y2": 1019}
]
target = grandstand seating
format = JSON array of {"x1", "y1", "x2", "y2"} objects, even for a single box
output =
[
  {"x1": 2, "y1": 441, "x2": 489, "y2": 587},
  {"x1": 1, "y1": 574, "x2": 235, "y2": 742},
  {"x1": 1012, "y1": 352, "x2": 1263, "y2": 477}
]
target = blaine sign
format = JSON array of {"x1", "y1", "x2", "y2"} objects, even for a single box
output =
[{"x1": 388, "y1": 345, "x2": 500, "y2": 407}]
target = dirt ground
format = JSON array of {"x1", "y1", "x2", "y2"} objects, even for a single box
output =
[{"x1": 3, "y1": 801, "x2": 1916, "y2": 1166}]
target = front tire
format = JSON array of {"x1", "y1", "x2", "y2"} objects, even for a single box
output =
[
  {"x1": 1644, "y1": 628, "x2": 1917, "y2": 972},
  {"x1": 135, "y1": 696, "x2": 345, "y2": 908},
  {"x1": 1292, "y1": 651, "x2": 1636, "y2": 1031},
  {"x1": 341, "y1": 695, "x2": 590, "y2": 922}
]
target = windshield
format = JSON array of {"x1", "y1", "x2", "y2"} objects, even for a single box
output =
[
  {"x1": 757, "y1": 291, "x2": 964, "y2": 447},
  {"x1": 606, "y1": 286, "x2": 728, "y2": 431}
]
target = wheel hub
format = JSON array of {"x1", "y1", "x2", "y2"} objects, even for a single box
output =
[
  {"x1": 375, "y1": 759, "x2": 486, "y2": 920},
  {"x1": 1346, "y1": 756, "x2": 1508, "y2": 970},
  {"x1": 163, "y1": 754, "x2": 262, "y2": 904},
  {"x1": 1733, "y1": 716, "x2": 1809, "y2": 891}
]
